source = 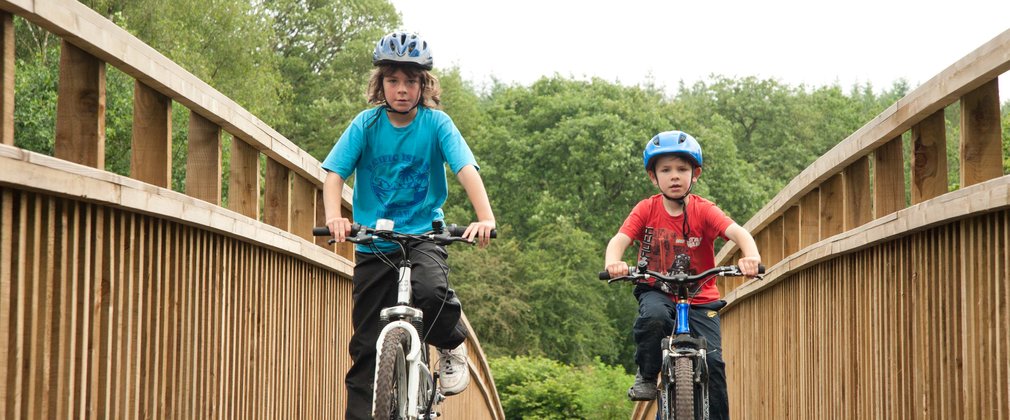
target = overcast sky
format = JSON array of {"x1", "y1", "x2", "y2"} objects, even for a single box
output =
[{"x1": 389, "y1": 0, "x2": 1010, "y2": 101}]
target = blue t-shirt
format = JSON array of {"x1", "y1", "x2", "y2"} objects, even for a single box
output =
[{"x1": 321, "y1": 107, "x2": 478, "y2": 252}]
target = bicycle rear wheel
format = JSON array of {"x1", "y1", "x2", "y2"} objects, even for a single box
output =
[{"x1": 373, "y1": 327, "x2": 411, "y2": 420}]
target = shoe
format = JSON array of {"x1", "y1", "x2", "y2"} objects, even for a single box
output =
[
  {"x1": 627, "y1": 370, "x2": 658, "y2": 401},
  {"x1": 437, "y1": 344, "x2": 470, "y2": 396}
]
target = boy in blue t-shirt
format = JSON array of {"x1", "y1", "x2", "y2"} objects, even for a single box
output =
[{"x1": 321, "y1": 31, "x2": 495, "y2": 420}]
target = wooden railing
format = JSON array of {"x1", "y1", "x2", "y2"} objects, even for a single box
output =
[
  {"x1": 0, "y1": 0, "x2": 504, "y2": 419},
  {"x1": 633, "y1": 28, "x2": 1010, "y2": 419}
]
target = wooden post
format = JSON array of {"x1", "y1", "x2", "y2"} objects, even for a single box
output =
[
  {"x1": 820, "y1": 174, "x2": 845, "y2": 238},
  {"x1": 290, "y1": 175, "x2": 315, "y2": 241},
  {"x1": 911, "y1": 110, "x2": 947, "y2": 204},
  {"x1": 228, "y1": 138, "x2": 259, "y2": 218},
  {"x1": 766, "y1": 217, "x2": 784, "y2": 267},
  {"x1": 873, "y1": 137, "x2": 906, "y2": 217},
  {"x1": 799, "y1": 189, "x2": 820, "y2": 248},
  {"x1": 0, "y1": 13, "x2": 13, "y2": 145},
  {"x1": 959, "y1": 79, "x2": 1002, "y2": 187},
  {"x1": 185, "y1": 112, "x2": 221, "y2": 205},
  {"x1": 264, "y1": 158, "x2": 290, "y2": 230},
  {"x1": 783, "y1": 205, "x2": 800, "y2": 257},
  {"x1": 55, "y1": 41, "x2": 106, "y2": 169},
  {"x1": 130, "y1": 81, "x2": 172, "y2": 188},
  {"x1": 845, "y1": 156, "x2": 872, "y2": 230}
]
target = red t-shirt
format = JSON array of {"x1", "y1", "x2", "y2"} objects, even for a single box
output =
[{"x1": 619, "y1": 194, "x2": 735, "y2": 304}]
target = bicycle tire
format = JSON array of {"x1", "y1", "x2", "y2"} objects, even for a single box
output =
[
  {"x1": 673, "y1": 357, "x2": 694, "y2": 419},
  {"x1": 373, "y1": 327, "x2": 411, "y2": 420}
]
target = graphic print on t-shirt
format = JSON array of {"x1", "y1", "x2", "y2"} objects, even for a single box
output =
[
  {"x1": 641, "y1": 226, "x2": 696, "y2": 274},
  {"x1": 368, "y1": 153, "x2": 429, "y2": 213}
]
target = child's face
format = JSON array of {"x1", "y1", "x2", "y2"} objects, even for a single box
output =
[
  {"x1": 382, "y1": 69, "x2": 421, "y2": 113},
  {"x1": 648, "y1": 155, "x2": 700, "y2": 197}
]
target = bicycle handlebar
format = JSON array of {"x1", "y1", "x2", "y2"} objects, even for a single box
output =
[
  {"x1": 312, "y1": 223, "x2": 496, "y2": 246},
  {"x1": 598, "y1": 263, "x2": 765, "y2": 283}
]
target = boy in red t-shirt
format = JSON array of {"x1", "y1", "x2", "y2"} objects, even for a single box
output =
[{"x1": 604, "y1": 130, "x2": 761, "y2": 418}]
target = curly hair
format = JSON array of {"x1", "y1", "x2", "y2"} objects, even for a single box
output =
[{"x1": 367, "y1": 64, "x2": 441, "y2": 109}]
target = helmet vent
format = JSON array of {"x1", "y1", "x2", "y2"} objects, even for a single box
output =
[{"x1": 678, "y1": 133, "x2": 687, "y2": 143}]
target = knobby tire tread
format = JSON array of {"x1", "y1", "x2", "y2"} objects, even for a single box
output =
[
  {"x1": 674, "y1": 357, "x2": 695, "y2": 419},
  {"x1": 373, "y1": 327, "x2": 411, "y2": 420}
]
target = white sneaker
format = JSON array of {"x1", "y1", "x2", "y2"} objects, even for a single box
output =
[{"x1": 437, "y1": 344, "x2": 470, "y2": 396}]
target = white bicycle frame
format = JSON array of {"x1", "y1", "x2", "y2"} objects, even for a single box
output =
[{"x1": 371, "y1": 264, "x2": 440, "y2": 419}]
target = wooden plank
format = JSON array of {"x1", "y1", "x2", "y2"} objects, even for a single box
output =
[
  {"x1": 264, "y1": 158, "x2": 289, "y2": 230},
  {"x1": 820, "y1": 174, "x2": 845, "y2": 238},
  {"x1": 228, "y1": 138, "x2": 259, "y2": 218},
  {"x1": 845, "y1": 156, "x2": 872, "y2": 230},
  {"x1": 185, "y1": 112, "x2": 221, "y2": 205},
  {"x1": 130, "y1": 81, "x2": 172, "y2": 188},
  {"x1": 800, "y1": 189, "x2": 820, "y2": 248},
  {"x1": 911, "y1": 110, "x2": 948, "y2": 204},
  {"x1": 766, "y1": 217, "x2": 784, "y2": 267},
  {"x1": 0, "y1": 190, "x2": 11, "y2": 417},
  {"x1": 873, "y1": 137, "x2": 906, "y2": 217},
  {"x1": 54, "y1": 40, "x2": 106, "y2": 169},
  {"x1": 959, "y1": 78, "x2": 1003, "y2": 187},
  {"x1": 783, "y1": 205, "x2": 800, "y2": 257},
  {"x1": 290, "y1": 175, "x2": 315, "y2": 241},
  {"x1": 0, "y1": 13, "x2": 13, "y2": 145}
]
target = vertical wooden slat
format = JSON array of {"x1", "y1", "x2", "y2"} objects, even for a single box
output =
[
  {"x1": 229, "y1": 139, "x2": 260, "y2": 218},
  {"x1": 820, "y1": 175, "x2": 845, "y2": 238},
  {"x1": 874, "y1": 137, "x2": 906, "y2": 217},
  {"x1": 911, "y1": 110, "x2": 948, "y2": 204},
  {"x1": 264, "y1": 159, "x2": 290, "y2": 230},
  {"x1": 54, "y1": 41, "x2": 106, "y2": 169},
  {"x1": 0, "y1": 191, "x2": 12, "y2": 418},
  {"x1": 291, "y1": 175, "x2": 315, "y2": 241},
  {"x1": 0, "y1": 13, "x2": 13, "y2": 146},
  {"x1": 314, "y1": 192, "x2": 328, "y2": 248},
  {"x1": 959, "y1": 78, "x2": 1003, "y2": 187},
  {"x1": 186, "y1": 112, "x2": 222, "y2": 205},
  {"x1": 845, "y1": 156, "x2": 871, "y2": 230},
  {"x1": 131, "y1": 81, "x2": 172, "y2": 188}
]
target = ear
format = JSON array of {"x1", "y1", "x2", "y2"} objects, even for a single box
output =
[
  {"x1": 693, "y1": 167, "x2": 702, "y2": 181},
  {"x1": 648, "y1": 170, "x2": 659, "y2": 186}
]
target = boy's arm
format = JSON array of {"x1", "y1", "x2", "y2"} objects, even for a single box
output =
[
  {"x1": 456, "y1": 165, "x2": 496, "y2": 247},
  {"x1": 604, "y1": 233, "x2": 634, "y2": 277},
  {"x1": 323, "y1": 172, "x2": 352, "y2": 242},
  {"x1": 724, "y1": 223, "x2": 762, "y2": 277}
]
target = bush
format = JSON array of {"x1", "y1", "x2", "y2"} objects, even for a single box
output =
[{"x1": 491, "y1": 356, "x2": 634, "y2": 419}]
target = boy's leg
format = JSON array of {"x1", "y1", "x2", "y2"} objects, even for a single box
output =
[
  {"x1": 632, "y1": 287, "x2": 676, "y2": 379},
  {"x1": 410, "y1": 242, "x2": 467, "y2": 348},
  {"x1": 690, "y1": 300, "x2": 729, "y2": 420},
  {"x1": 345, "y1": 251, "x2": 399, "y2": 420}
]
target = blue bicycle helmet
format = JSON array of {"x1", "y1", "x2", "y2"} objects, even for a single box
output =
[
  {"x1": 372, "y1": 31, "x2": 433, "y2": 70},
  {"x1": 643, "y1": 130, "x2": 703, "y2": 171}
]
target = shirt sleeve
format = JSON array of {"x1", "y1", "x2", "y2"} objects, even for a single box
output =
[
  {"x1": 435, "y1": 111, "x2": 478, "y2": 174},
  {"x1": 619, "y1": 199, "x2": 650, "y2": 241},
  {"x1": 321, "y1": 111, "x2": 369, "y2": 179}
]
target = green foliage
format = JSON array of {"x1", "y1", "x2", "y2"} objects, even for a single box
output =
[{"x1": 490, "y1": 356, "x2": 634, "y2": 419}]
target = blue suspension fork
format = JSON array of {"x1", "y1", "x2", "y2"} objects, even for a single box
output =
[{"x1": 674, "y1": 299, "x2": 691, "y2": 335}]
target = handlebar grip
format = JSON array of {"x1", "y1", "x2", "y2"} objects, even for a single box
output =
[
  {"x1": 598, "y1": 271, "x2": 612, "y2": 280},
  {"x1": 758, "y1": 264, "x2": 766, "y2": 274},
  {"x1": 312, "y1": 227, "x2": 330, "y2": 237},
  {"x1": 446, "y1": 224, "x2": 497, "y2": 238}
]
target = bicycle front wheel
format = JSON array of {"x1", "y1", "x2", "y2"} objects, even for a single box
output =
[
  {"x1": 373, "y1": 327, "x2": 411, "y2": 420},
  {"x1": 673, "y1": 357, "x2": 695, "y2": 419}
]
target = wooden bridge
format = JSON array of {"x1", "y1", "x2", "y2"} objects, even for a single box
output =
[{"x1": 1, "y1": 1, "x2": 1008, "y2": 419}]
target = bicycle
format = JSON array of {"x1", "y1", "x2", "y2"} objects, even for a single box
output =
[
  {"x1": 599, "y1": 256, "x2": 764, "y2": 420},
  {"x1": 313, "y1": 219, "x2": 494, "y2": 420}
]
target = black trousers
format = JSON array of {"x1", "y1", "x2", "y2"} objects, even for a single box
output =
[
  {"x1": 344, "y1": 242, "x2": 468, "y2": 420},
  {"x1": 634, "y1": 287, "x2": 730, "y2": 420}
]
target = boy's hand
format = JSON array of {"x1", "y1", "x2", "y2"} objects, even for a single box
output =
[
  {"x1": 464, "y1": 220, "x2": 496, "y2": 248},
  {"x1": 737, "y1": 256, "x2": 762, "y2": 277},
  {"x1": 605, "y1": 261, "x2": 630, "y2": 278},
  {"x1": 326, "y1": 217, "x2": 352, "y2": 242}
]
